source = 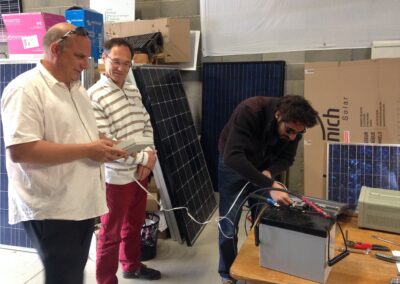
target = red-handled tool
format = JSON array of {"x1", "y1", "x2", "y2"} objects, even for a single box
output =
[
  {"x1": 301, "y1": 196, "x2": 331, "y2": 219},
  {"x1": 346, "y1": 241, "x2": 390, "y2": 251},
  {"x1": 345, "y1": 230, "x2": 390, "y2": 251}
]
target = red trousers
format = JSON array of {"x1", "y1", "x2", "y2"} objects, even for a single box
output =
[{"x1": 96, "y1": 180, "x2": 148, "y2": 284}]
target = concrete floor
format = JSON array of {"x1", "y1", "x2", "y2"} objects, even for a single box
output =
[{"x1": 0, "y1": 210, "x2": 248, "y2": 284}]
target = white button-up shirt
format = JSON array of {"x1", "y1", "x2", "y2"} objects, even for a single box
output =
[{"x1": 1, "y1": 63, "x2": 108, "y2": 224}]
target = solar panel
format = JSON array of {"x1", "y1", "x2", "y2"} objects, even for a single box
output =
[
  {"x1": 133, "y1": 66, "x2": 217, "y2": 246},
  {"x1": 0, "y1": 60, "x2": 37, "y2": 249},
  {"x1": 0, "y1": 0, "x2": 22, "y2": 42},
  {"x1": 201, "y1": 61, "x2": 285, "y2": 190},
  {"x1": 327, "y1": 142, "x2": 400, "y2": 207}
]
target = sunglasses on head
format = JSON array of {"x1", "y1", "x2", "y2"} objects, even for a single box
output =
[
  {"x1": 55, "y1": 27, "x2": 89, "y2": 44},
  {"x1": 283, "y1": 121, "x2": 306, "y2": 135}
]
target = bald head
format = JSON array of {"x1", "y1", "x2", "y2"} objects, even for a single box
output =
[
  {"x1": 43, "y1": 22, "x2": 76, "y2": 53},
  {"x1": 40, "y1": 22, "x2": 91, "y2": 86}
]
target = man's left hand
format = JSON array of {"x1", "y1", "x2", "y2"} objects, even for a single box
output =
[
  {"x1": 270, "y1": 181, "x2": 292, "y2": 206},
  {"x1": 136, "y1": 149, "x2": 157, "y2": 180},
  {"x1": 136, "y1": 164, "x2": 152, "y2": 180}
]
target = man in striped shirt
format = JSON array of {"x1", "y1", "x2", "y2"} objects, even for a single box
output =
[{"x1": 88, "y1": 38, "x2": 160, "y2": 283}]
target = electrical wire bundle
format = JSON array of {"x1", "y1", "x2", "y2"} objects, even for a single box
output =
[
  {"x1": 134, "y1": 176, "x2": 349, "y2": 266},
  {"x1": 237, "y1": 186, "x2": 349, "y2": 266}
]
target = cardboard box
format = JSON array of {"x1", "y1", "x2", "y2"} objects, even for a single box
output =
[
  {"x1": 134, "y1": 53, "x2": 150, "y2": 64},
  {"x1": 146, "y1": 192, "x2": 159, "y2": 212},
  {"x1": 65, "y1": 6, "x2": 104, "y2": 63},
  {"x1": 157, "y1": 229, "x2": 170, "y2": 239},
  {"x1": 304, "y1": 59, "x2": 400, "y2": 198},
  {"x1": 372, "y1": 40, "x2": 400, "y2": 59},
  {"x1": 147, "y1": 176, "x2": 159, "y2": 193},
  {"x1": 2, "y1": 12, "x2": 65, "y2": 59},
  {"x1": 105, "y1": 18, "x2": 191, "y2": 63}
]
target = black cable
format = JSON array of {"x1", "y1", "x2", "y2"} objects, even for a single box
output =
[
  {"x1": 231, "y1": 187, "x2": 291, "y2": 255},
  {"x1": 232, "y1": 187, "x2": 349, "y2": 266},
  {"x1": 327, "y1": 221, "x2": 349, "y2": 266},
  {"x1": 244, "y1": 202, "x2": 265, "y2": 236}
]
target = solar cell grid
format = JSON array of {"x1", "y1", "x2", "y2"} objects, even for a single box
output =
[
  {"x1": 134, "y1": 67, "x2": 217, "y2": 246},
  {"x1": 0, "y1": 0, "x2": 22, "y2": 42},
  {"x1": 201, "y1": 61, "x2": 285, "y2": 190},
  {"x1": 0, "y1": 62, "x2": 36, "y2": 248},
  {"x1": 327, "y1": 143, "x2": 400, "y2": 206}
]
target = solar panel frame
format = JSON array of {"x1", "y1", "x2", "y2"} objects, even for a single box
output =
[
  {"x1": 133, "y1": 66, "x2": 217, "y2": 246},
  {"x1": 0, "y1": 60, "x2": 37, "y2": 249},
  {"x1": 201, "y1": 61, "x2": 285, "y2": 190},
  {"x1": 327, "y1": 142, "x2": 400, "y2": 207},
  {"x1": 0, "y1": 0, "x2": 22, "y2": 43}
]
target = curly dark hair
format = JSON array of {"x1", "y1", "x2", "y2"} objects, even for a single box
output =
[
  {"x1": 276, "y1": 95, "x2": 318, "y2": 128},
  {"x1": 103, "y1": 38, "x2": 134, "y2": 59}
]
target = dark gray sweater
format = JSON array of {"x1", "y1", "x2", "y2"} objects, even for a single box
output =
[{"x1": 218, "y1": 96, "x2": 301, "y2": 188}]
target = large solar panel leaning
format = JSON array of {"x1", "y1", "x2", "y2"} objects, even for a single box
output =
[
  {"x1": 0, "y1": 60, "x2": 38, "y2": 249},
  {"x1": 327, "y1": 142, "x2": 400, "y2": 207},
  {"x1": 133, "y1": 66, "x2": 217, "y2": 246}
]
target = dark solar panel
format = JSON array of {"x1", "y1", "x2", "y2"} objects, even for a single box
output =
[
  {"x1": 201, "y1": 61, "x2": 285, "y2": 190},
  {"x1": 0, "y1": 0, "x2": 22, "y2": 42},
  {"x1": 0, "y1": 61, "x2": 36, "y2": 248},
  {"x1": 327, "y1": 143, "x2": 400, "y2": 207},
  {"x1": 133, "y1": 66, "x2": 217, "y2": 246}
]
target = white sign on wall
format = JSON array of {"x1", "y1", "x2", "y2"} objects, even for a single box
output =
[
  {"x1": 200, "y1": 0, "x2": 400, "y2": 56},
  {"x1": 90, "y1": 0, "x2": 135, "y2": 22}
]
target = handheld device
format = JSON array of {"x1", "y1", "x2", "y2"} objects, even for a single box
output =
[{"x1": 114, "y1": 136, "x2": 153, "y2": 154}]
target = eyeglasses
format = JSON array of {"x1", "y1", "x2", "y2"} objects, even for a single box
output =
[
  {"x1": 55, "y1": 27, "x2": 89, "y2": 44},
  {"x1": 106, "y1": 55, "x2": 132, "y2": 69},
  {"x1": 283, "y1": 121, "x2": 306, "y2": 135}
]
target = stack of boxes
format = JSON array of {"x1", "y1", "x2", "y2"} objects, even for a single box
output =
[
  {"x1": 104, "y1": 18, "x2": 191, "y2": 64},
  {"x1": 2, "y1": 12, "x2": 65, "y2": 59},
  {"x1": 64, "y1": 7, "x2": 103, "y2": 63},
  {"x1": 3, "y1": 7, "x2": 191, "y2": 66},
  {"x1": 2, "y1": 8, "x2": 104, "y2": 64}
]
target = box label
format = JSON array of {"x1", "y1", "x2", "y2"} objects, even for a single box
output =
[
  {"x1": 304, "y1": 59, "x2": 400, "y2": 198},
  {"x1": 21, "y1": 35, "x2": 39, "y2": 49}
]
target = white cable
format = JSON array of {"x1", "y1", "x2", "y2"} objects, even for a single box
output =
[
  {"x1": 133, "y1": 177, "x2": 251, "y2": 238},
  {"x1": 134, "y1": 175, "x2": 289, "y2": 241},
  {"x1": 221, "y1": 181, "x2": 250, "y2": 220},
  {"x1": 274, "y1": 180, "x2": 288, "y2": 191}
]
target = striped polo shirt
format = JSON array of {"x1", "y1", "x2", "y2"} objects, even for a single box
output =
[{"x1": 88, "y1": 74, "x2": 154, "y2": 184}]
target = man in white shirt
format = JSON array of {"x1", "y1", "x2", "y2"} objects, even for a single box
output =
[
  {"x1": 88, "y1": 38, "x2": 160, "y2": 283},
  {"x1": 1, "y1": 23, "x2": 127, "y2": 284}
]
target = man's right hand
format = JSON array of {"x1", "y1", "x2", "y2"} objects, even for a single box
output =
[{"x1": 87, "y1": 139, "x2": 128, "y2": 163}]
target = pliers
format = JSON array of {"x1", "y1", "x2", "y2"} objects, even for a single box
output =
[
  {"x1": 345, "y1": 230, "x2": 391, "y2": 251},
  {"x1": 346, "y1": 240, "x2": 390, "y2": 251}
]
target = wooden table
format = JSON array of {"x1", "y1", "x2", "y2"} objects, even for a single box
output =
[{"x1": 231, "y1": 216, "x2": 400, "y2": 283}]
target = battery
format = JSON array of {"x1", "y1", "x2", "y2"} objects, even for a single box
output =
[{"x1": 257, "y1": 207, "x2": 335, "y2": 283}]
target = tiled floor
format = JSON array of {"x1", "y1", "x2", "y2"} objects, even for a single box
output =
[{"x1": 0, "y1": 210, "x2": 248, "y2": 284}]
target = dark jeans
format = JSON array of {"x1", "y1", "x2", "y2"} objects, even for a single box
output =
[
  {"x1": 218, "y1": 156, "x2": 263, "y2": 280},
  {"x1": 22, "y1": 218, "x2": 95, "y2": 284}
]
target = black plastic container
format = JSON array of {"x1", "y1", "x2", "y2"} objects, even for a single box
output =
[{"x1": 141, "y1": 212, "x2": 160, "y2": 261}]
